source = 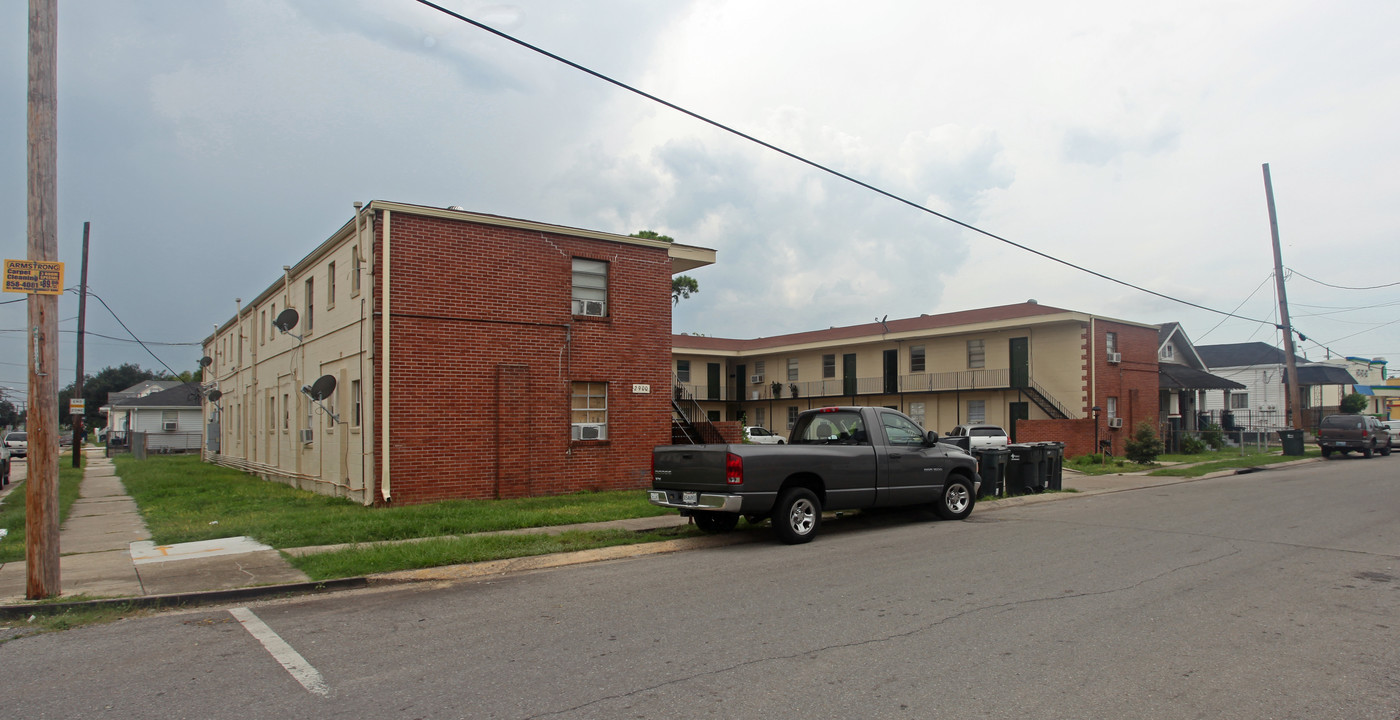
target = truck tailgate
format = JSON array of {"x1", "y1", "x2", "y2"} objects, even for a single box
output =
[{"x1": 652, "y1": 445, "x2": 734, "y2": 491}]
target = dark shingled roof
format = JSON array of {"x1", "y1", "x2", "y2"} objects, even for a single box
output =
[
  {"x1": 109, "y1": 382, "x2": 203, "y2": 409},
  {"x1": 1285, "y1": 366, "x2": 1358, "y2": 386},
  {"x1": 1196, "y1": 342, "x2": 1304, "y2": 368},
  {"x1": 1159, "y1": 364, "x2": 1247, "y2": 391}
]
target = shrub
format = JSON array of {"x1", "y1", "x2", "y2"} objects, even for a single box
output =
[
  {"x1": 1180, "y1": 435, "x2": 1207, "y2": 454},
  {"x1": 1200, "y1": 423, "x2": 1225, "y2": 450},
  {"x1": 1124, "y1": 422, "x2": 1165, "y2": 464},
  {"x1": 1340, "y1": 393, "x2": 1369, "y2": 414}
]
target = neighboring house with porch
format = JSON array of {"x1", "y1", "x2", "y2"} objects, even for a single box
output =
[
  {"x1": 99, "y1": 380, "x2": 184, "y2": 440},
  {"x1": 1155, "y1": 322, "x2": 1245, "y2": 449},
  {"x1": 107, "y1": 382, "x2": 204, "y2": 452},
  {"x1": 1196, "y1": 342, "x2": 1358, "y2": 430},
  {"x1": 671, "y1": 301, "x2": 1160, "y2": 456}
]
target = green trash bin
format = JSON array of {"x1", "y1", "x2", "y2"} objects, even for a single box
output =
[{"x1": 1278, "y1": 429, "x2": 1305, "y2": 456}]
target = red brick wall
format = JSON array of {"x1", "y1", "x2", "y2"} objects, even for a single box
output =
[
  {"x1": 1017, "y1": 418, "x2": 1096, "y2": 456},
  {"x1": 371, "y1": 211, "x2": 673, "y2": 504},
  {"x1": 712, "y1": 421, "x2": 744, "y2": 443},
  {"x1": 1092, "y1": 321, "x2": 1161, "y2": 455}
]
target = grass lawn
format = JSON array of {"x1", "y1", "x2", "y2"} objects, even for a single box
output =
[
  {"x1": 113, "y1": 454, "x2": 672, "y2": 549},
  {"x1": 1065, "y1": 446, "x2": 1319, "y2": 478},
  {"x1": 1147, "y1": 446, "x2": 1320, "y2": 477},
  {"x1": 0, "y1": 456, "x2": 86, "y2": 564}
]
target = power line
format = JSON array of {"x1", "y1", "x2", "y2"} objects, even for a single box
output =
[
  {"x1": 414, "y1": 0, "x2": 1277, "y2": 328},
  {"x1": 79, "y1": 289, "x2": 186, "y2": 378},
  {"x1": 1287, "y1": 268, "x2": 1400, "y2": 291}
]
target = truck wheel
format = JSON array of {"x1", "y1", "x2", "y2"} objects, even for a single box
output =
[
  {"x1": 693, "y1": 512, "x2": 739, "y2": 534},
  {"x1": 1364, "y1": 444, "x2": 1375, "y2": 459},
  {"x1": 1321, "y1": 447, "x2": 1332, "y2": 459},
  {"x1": 935, "y1": 477, "x2": 975, "y2": 521},
  {"x1": 1382, "y1": 441, "x2": 1392, "y2": 457},
  {"x1": 773, "y1": 488, "x2": 820, "y2": 544}
]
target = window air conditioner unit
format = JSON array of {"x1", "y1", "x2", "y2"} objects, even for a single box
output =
[
  {"x1": 750, "y1": 374, "x2": 764, "y2": 384},
  {"x1": 572, "y1": 424, "x2": 606, "y2": 441},
  {"x1": 572, "y1": 299, "x2": 606, "y2": 317},
  {"x1": 1107, "y1": 417, "x2": 1124, "y2": 429},
  {"x1": 162, "y1": 421, "x2": 178, "y2": 431},
  {"x1": 1107, "y1": 352, "x2": 1122, "y2": 364},
  {"x1": 299, "y1": 429, "x2": 314, "y2": 444}
]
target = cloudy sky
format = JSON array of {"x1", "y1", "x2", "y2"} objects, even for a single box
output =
[{"x1": 3, "y1": 0, "x2": 1399, "y2": 403}]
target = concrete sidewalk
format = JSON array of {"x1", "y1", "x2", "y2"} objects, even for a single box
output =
[
  {"x1": 0, "y1": 449, "x2": 1319, "y2": 610},
  {"x1": 0, "y1": 448, "x2": 309, "y2": 604}
]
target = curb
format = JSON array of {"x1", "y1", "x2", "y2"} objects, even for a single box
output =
[{"x1": 0, "y1": 456, "x2": 1324, "y2": 617}]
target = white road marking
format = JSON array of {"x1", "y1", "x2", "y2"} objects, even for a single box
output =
[{"x1": 229, "y1": 607, "x2": 329, "y2": 697}]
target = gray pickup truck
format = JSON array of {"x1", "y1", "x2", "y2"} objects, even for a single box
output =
[{"x1": 650, "y1": 406, "x2": 981, "y2": 543}]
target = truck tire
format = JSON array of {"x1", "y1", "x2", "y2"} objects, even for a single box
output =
[
  {"x1": 1364, "y1": 444, "x2": 1375, "y2": 459},
  {"x1": 773, "y1": 487, "x2": 820, "y2": 544},
  {"x1": 1321, "y1": 447, "x2": 1333, "y2": 459},
  {"x1": 693, "y1": 512, "x2": 739, "y2": 534},
  {"x1": 935, "y1": 477, "x2": 975, "y2": 521},
  {"x1": 1383, "y1": 441, "x2": 1393, "y2": 457}
]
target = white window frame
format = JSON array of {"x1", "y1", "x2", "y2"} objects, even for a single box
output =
[
  {"x1": 968, "y1": 399, "x2": 986, "y2": 424},
  {"x1": 787, "y1": 358, "x2": 799, "y2": 382},
  {"x1": 571, "y1": 258, "x2": 608, "y2": 317},
  {"x1": 571, "y1": 381, "x2": 608, "y2": 440},
  {"x1": 910, "y1": 345, "x2": 926, "y2": 373}
]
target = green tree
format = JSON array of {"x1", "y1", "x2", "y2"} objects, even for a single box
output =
[
  {"x1": 1124, "y1": 422, "x2": 1164, "y2": 464},
  {"x1": 0, "y1": 399, "x2": 22, "y2": 429},
  {"x1": 630, "y1": 230, "x2": 700, "y2": 306},
  {"x1": 58, "y1": 363, "x2": 160, "y2": 430},
  {"x1": 1339, "y1": 392, "x2": 1369, "y2": 414}
]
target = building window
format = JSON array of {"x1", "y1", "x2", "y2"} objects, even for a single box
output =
[
  {"x1": 283, "y1": 393, "x2": 290, "y2": 430},
  {"x1": 161, "y1": 410, "x2": 177, "y2": 431},
  {"x1": 351, "y1": 244, "x2": 361, "y2": 297},
  {"x1": 1107, "y1": 396, "x2": 1118, "y2": 418},
  {"x1": 304, "y1": 278, "x2": 314, "y2": 333},
  {"x1": 707, "y1": 410, "x2": 721, "y2": 422},
  {"x1": 787, "y1": 358, "x2": 799, "y2": 382},
  {"x1": 571, "y1": 381, "x2": 608, "y2": 440},
  {"x1": 753, "y1": 360, "x2": 766, "y2": 381},
  {"x1": 571, "y1": 258, "x2": 608, "y2": 316},
  {"x1": 823, "y1": 354, "x2": 835, "y2": 378},
  {"x1": 676, "y1": 360, "x2": 690, "y2": 383},
  {"x1": 1106, "y1": 332, "x2": 1118, "y2": 354},
  {"x1": 1230, "y1": 394, "x2": 1249, "y2": 410},
  {"x1": 327, "y1": 262, "x2": 336, "y2": 310},
  {"x1": 968, "y1": 400, "x2": 986, "y2": 424},
  {"x1": 260, "y1": 310, "x2": 267, "y2": 345},
  {"x1": 270, "y1": 303, "x2": 277, "y2": 338},
  {"x1": 755, "y1": 407, "x2": 766, "y2": 429},
  {"x1": 351, "y1": 380, "x2": 362, "y2": 427},
  {"x1": 909, "y1": 401, "x2": 926, "y2": 427},
  {"x1": 787, "y1": 406, "x2": 799, "y2": 429},
  {"x1": 1160, "y1": 344, "x2": 1174, "y2": 360},
  {"x1": 967, "y1": 339, "x2": 985, "y2": 369},
  {"x1": 910, "y1": 345, "x2": 925, "y2": 373}
]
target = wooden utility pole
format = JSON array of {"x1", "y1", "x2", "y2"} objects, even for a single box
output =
[
  {"x1": 1263, "y1": 163, "x2": 1303, "y2": 431},
  {"x1": 72, "y1": 222, "x2": 89, "y2": 468},
  {"x1": 26, "y1": 0, "x2": 60, "y2": 599}
]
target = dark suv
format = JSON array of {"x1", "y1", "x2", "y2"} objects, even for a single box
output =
[{"x1": 1316, "y1": 415, "x2": 1392, "y2": 459}]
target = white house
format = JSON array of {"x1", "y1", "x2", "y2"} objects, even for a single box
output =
[{"x1": 106, "y1": 382, "x2": 204, "y2": 452}]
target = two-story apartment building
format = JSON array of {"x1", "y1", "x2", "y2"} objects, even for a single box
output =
[
  {"x1": 204, "y1": 201, "x2": 714, "y2": 505},
  {"x1": 672, "y1": 302, "x2": 1159, "y2": 456}
]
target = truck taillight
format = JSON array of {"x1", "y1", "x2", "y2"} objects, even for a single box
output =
[{"x1": 726, "y1": 452, "x2": 743, "y2": 485}]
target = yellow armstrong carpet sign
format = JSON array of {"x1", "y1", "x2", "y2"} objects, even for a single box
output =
[{"x1": 3, "y1": 259, "x2": 64, "y2": 295}]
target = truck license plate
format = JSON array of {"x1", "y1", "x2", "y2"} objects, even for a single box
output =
[
  {"x1": 682, "y1": 491, "x2": 698, "y2": 504},
  {"x1": 1336, "y1": 441, "x2": 1347, "y2": 447}
]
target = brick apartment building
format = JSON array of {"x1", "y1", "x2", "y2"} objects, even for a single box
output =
[
  {"x1": 672, "y1": 302, "x2": 1160, "y2": 457},
  {"x1": 203, "y1": 201, "x2": 714, "y2": 505}
]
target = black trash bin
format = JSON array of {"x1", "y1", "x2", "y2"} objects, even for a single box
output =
[
  {"x1": 973, "y1": 448, "x2": 1010, "y2": 497},
  {"x1": 1041, "y1": 441, "x2": 1065, "y2": 490},
  {"x1": 1006, "y1": 443, "x2": 1046, "y2": 494},
  {"x1": 1278, "y1": 429, "x2": 1305, "y2": 456}
]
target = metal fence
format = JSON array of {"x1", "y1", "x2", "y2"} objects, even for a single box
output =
[{"x1": 108, "y1": 431, "x2": 204, "y2": 459}]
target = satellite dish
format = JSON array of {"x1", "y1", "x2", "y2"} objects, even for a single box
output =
[
  {"x1": 273, "y1": 308, "x2": 300, "y2": 333},
  {"x1": 306, "y1": 375, "x2": 337, "y2": 401},
  {"x1": 207, "y1": 389, "x2": 223, "y2": 402},
  {"x1": 199, "y1": 356, "x2": 213, "y2": 367}
]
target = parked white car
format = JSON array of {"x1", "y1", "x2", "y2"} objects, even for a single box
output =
[
  {"x1": 744, "y1": 426, "x2": 787, "y2": 445},
  {"x1": 946, "y1": 424, "x2": 1009, "y2": 450},
  {"x1": 2, "y1": 431, "x2": 25, "y2": 459}
]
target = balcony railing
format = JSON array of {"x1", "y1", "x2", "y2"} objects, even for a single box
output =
[{"x1": 678, "y1": 368, "x2": 1018, "y2": 402}]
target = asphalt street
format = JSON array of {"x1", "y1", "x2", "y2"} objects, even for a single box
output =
[{"x1": 2, "y1": 457, "x2": 1398, "y2": 719}]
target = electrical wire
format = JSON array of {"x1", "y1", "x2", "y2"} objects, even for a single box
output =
[
  {"x1": 1287, "y1": 268, "x2": 1400, "y2": 291},
  {"x1": 413, "y1": 0, "x2": 1276, "y2": 328},
  {"x1": 79, "y1": 289, "x2": 186, "y2": 379},
  {"x1": 1195, "y1": 272, "x2": 1274, "y2": 342}
]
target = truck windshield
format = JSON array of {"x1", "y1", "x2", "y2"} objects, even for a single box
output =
[{"x1": 793, "y1": 411, "x2": 868, "y2": 445}]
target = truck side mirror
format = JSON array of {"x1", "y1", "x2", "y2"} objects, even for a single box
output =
[{"x1": 925, "y1": 430, "x2": 939, "y2": 445}]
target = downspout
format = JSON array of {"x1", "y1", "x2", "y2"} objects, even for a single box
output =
[
  {"x1": 380, "y1": 209, "x2": 392, "y2": 503},
  {"x1": 1089, "y1": 318, "x2": 1097, "y2": 411},
  {"x1": 354, "y1": 201, "x2": 370, "y2": 506}
]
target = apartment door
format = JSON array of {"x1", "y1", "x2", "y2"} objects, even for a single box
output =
[
  {"x1": 707, "y1": 362, "x2": 721, "y2": 401},
  {"x1": 735, "y1": 363, "x2": 746, "y2": 401},
  {"x1": 883, "y1": 349, "x2": 898, "y2": 394},
  {"x1": 1010, "y1": 337, "x2": 1029, "y2": 388},
  {"x1": 1009, "y1": 402, "x2": 1029, "y2": 442},
  {"x1": 843, "y1": 354, "x2": 858, "y2": 397}
]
